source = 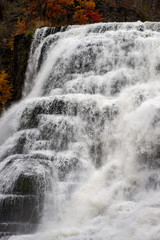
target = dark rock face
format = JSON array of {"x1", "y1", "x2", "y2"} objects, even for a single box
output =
[
  {"x1": 0, "y1": 155, "x2": 53, "y2": 237},
  {"x1": 0, "y1": 46, "x2": 12, "y2": 72},
  {"x1": 11, "y1": 33, "x2": 32, "y2": 102},
  {"x1": 0, "y1": 33, "x2": 32, "y2": 112}
]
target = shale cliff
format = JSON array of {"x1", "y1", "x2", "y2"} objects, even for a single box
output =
[{"x1": 0, "y1": 33, "x2": 32, "y2": 106}]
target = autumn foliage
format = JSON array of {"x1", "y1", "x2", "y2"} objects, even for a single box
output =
[
  {"x1": 46, "y1": 0, "x2": 74, "y2": 21},
  {"x1": 15, "y1": 18, "x2": 28, "y2": 35},
  {"x1": 21, "y1": 0, "x2": 104, "y2": 29},
  {"x1": 73, "y1": 0, "x2": 104, "y2": 24},
  {"x1": 0, "y1": 70, "x2": 13, "y2": 111}
]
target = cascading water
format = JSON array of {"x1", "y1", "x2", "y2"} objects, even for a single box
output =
[{"x1": 1, "y1": 22, "x2": 160, "y2": 240}]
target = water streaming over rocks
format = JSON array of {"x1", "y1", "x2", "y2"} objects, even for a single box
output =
[{"x1": 1, "y1": 22, "x2": 160, "y2": 239}]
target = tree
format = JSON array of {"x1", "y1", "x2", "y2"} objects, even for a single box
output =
[
  {"x1": 23, "y1": 0, "x2": 104, "y2": 26},
  {"x1": 86, "y1": 9, "x2": 104, "y2": 23},
  {"x1": 0, "y1": 70, "x2": 13, "y2": 111},
  {"x1": 25, "y1": 0, "x2": 48, "y2": 19},
  {"x1": 15, "y1": 17, "x2": 27, "y2": 35},
  {"x1": 24, "y1": 0, "x2": 74, "y2": 24},
  {"x1": 73, "y1": 0, "x2": 104, "y2": 24},
  {"x1": 47, "y1": 0, "x2": 74, "y2": 23}
]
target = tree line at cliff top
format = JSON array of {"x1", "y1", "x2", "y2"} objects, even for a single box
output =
[{"x1": 0, "y1": 0, "x2": 104, "y2": 47}]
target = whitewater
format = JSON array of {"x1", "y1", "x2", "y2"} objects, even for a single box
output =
[{"x1": 1, "y1": 22, "x2": 160, "y2": 240}]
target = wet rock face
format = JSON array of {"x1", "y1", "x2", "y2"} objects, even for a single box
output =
[
  {"x1": 0, "y1": 46, "x2": 12, "y2": 72},
  {"x1": 0, "y1": 154, "x2": 53, "y2": 236},
  {"x1": 55, "y1": 157, "x2": 82, "y2": 181},
  {"x1": 0, "y1": 33, "x2": 32, "y2": 116},
  {"x1": 12, "y1": 33, "x2": 32, "y2": 102},
  {"x1": 0, "y1": 195, "x2": 41, "y2": 224}
]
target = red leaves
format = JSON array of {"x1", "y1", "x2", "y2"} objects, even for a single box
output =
[
  {"x1": 86, "y1": 9, "x2": 104, "y2": 23},
  {"x1": 73, "y1": 0, "x2": 104, "y2": 24},
  {"x1": 17, "y1": 0, "x2": 104, "y2": 30},
  {"x1": 46, "y1": 0, "x2": 74, "y2": 19}
]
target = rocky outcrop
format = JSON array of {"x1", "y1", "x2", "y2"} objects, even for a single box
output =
[
  {"x1": 0, "y1": 46, "x2": 12, "y2": 73},
  {"x1": 0, "y1": 32, "x2": 32, "y2": 111},
  {"x1": 11, "y1": 33, "x2": 32, "y2": 102},
  {"x1": 0, "y1": 152, "x2": 53, "y2": 237}
]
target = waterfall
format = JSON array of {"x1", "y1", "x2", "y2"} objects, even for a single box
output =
[{"x1": 1, "y1": 22, "x2": 160, "y2": 240}]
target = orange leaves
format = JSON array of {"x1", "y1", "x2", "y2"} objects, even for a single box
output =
[
  {"x1": 75, "y1": 0, "x2": 95, "y2": 10},
  {"x1": 73, "y1": 9, "x2": 89, "y2": 24},
  {"x1": 73, "y1": 0, "x2": 104, "y2": 24},
  {"x1": 0, "y1": 70, "x2": 13, "y2": 110},
  {"x1": 86, "y1": 9, "x2": 104, "y2": 23},
  {"x1": 73, "y1": 0, "x2": 95, "y2": 24},
  {"x1": 15, "y1": 0, "x2": 104, "y2": 31},
  {"x1": 46, "y1": 0, "x2": 74, "y2": 20},
  {"x1": 27, "y1": 0, "x2": 47, "y2": 12},
  {"x1": 24, "y1": 0, "x2": 48, "y2": 19},
  {"x1": 15, "y1": 18, "x2": 27, "y2": 35},
  {"x1": 23, "y1": 0, "x2": 75, "y2": 24}
]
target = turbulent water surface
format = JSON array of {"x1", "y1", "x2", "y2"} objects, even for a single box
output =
[{"x1": 1, "y1": 22, "x2": 160, "y2": 240}]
